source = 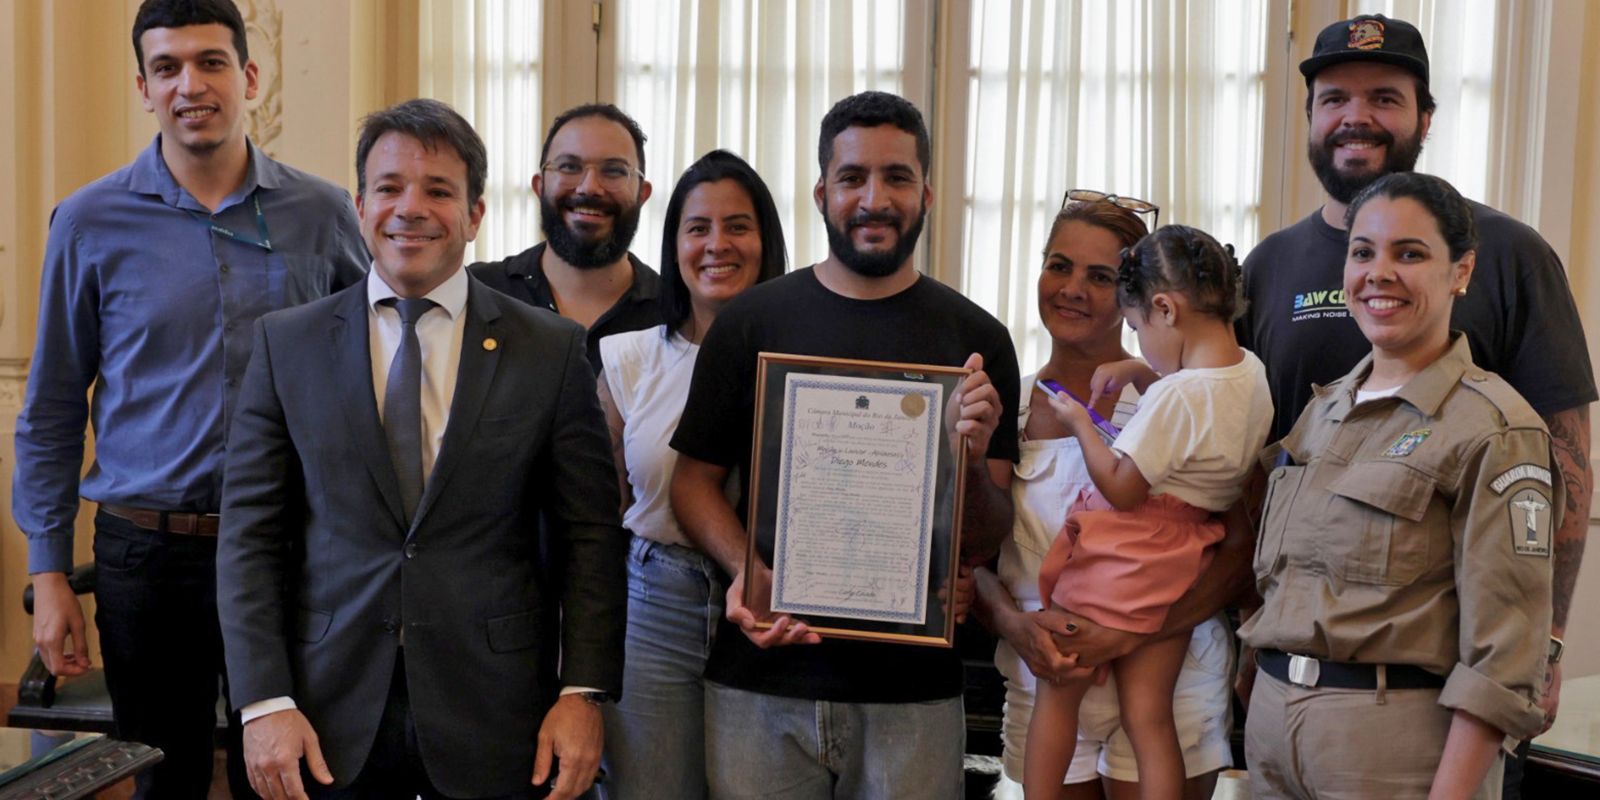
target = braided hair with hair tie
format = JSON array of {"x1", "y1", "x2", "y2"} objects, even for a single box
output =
[
  {"x1": 1188, "y1": 233, "x2": 1213, "y2": 283},
  {"x1": 1116, "y1": 245, "x2": 1144, "y2": 297}
]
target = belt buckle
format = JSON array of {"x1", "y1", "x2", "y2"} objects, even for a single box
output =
[{"x1": 1287, "y1": 654, "x2": 1321, "y2": 688}]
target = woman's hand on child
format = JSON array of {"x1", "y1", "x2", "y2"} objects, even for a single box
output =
[
  {"x1": 1015, "y1": 609, "x2": 1092, "y2": 684},
  {"x1": 1041, "y1": 608, "x2": 1148, "y2": 667},
  {"x1": 1088, "y1": 359, "x2": 1158, "y2": 406}
]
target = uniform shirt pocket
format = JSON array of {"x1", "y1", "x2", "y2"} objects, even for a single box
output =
[
  {"x1": 1255, "y1": 465, "x2": 1306, "y2": 581},
  {"x1": 1323, "y1": 461, "x2": 1437, "y2": 585}
]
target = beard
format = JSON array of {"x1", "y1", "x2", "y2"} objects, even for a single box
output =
[
  {"x1": 1308, "y1": 123, "x2": 1426, "y2": 205},
  {"x1": 823, "y1": 199, "x2": 927, "y2": 278},
  {"x1": 540, "y1": 191, "x2": 643, "y2": 270}
]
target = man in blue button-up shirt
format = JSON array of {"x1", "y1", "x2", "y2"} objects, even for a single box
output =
[{"x1": 11, "y1": 1, "x2": 366, "y2": 796}]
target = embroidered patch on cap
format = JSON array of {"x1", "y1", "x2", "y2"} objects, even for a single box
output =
[
  {"x1": 1508, "y1": 488, "x2": 1552, "y2": 557},
  {"x1": 1383, "y1": 427, "x2": 1431, "y2": 457},
  {"x1": 1349, "y1": 19, "x2": 1386, "y2": 50},
  {"x1": 1490, "y1": 463, "x2": 1553, "y2": 494}
]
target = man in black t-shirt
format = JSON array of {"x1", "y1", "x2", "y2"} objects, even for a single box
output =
[
  {"x1": 1237, "y1": 15, "x2": 1594, "y2": 790},
  {"x1": 469, "y1": 104, "x2": 660, "y2": 373},
  {"x1": 671, "y1": 91, "x2": 1019, "y2": 798}
]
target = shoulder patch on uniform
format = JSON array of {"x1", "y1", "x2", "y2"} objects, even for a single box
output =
[
  {"x1": 1490, "y1": 463, "x2": 1553, "y2": 494},
  {"x1": 1383, "y1": 428, "x2": 1431, "y2": 457},
  {"x1": 1508, "y1": 488, "x2": 1552, "y2": 558}
]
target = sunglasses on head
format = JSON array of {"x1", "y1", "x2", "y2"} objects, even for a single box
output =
[{"x1": 1061, "y1": 189, "x2": 1160, "y2": 230}]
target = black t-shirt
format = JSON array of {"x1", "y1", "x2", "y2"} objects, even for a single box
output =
[
  {"x1": 671, "y1": 266, "x2": 1021, "y2": 703},
  {"x1": 1239, "y1": 203, "x2": 1595, "y2": 445},
  {"x1": 468, "y1": 242, "x2": 662, "y2": 374}
]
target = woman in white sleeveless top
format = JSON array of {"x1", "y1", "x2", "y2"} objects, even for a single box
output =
[
  {"x1": 594, "y1": 151, "x2": 787, "y2": 799},
  {"x1": 973, "y1": 197, "x2": 1235, "y2": 800}
]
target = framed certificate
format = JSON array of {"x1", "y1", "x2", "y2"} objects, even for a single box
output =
[{"x1": 744, "y1": 352, "x2": 970, "y2": 647}]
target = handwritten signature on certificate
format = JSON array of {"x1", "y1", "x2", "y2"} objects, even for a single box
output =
[{"x1": 770, "y1": 373, "x2": 942, "y2": 624}]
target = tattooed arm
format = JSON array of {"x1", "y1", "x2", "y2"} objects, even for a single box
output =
[
  {"x1": 1539, "y1": 404, "x2": 1591, "y2": 730},
  {"x1": 1546, "y1": 405, "x2": 1591, "y2": 636}
]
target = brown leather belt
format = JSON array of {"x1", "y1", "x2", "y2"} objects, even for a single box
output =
[{"x1": 100, "y1": 503, "x2": 220, "y2": 537}]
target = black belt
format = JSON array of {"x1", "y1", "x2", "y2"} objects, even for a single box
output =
[{"x1": 1257, "y1": 648, "x2": 1445, "y2": 690}]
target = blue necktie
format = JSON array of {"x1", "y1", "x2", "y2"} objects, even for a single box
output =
[{"x1": 380, "y1": 297, "x2": 437, "y2": 522}]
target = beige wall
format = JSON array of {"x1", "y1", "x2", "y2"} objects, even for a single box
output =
[
  {"x1": 1556, "y1": 3, "x2": 1600, "y2": 680},
  {"x1": 0, "y1": 0, "x2": 146, "y2": 684},
  {"x1": 2, "y1": 0, "x2": 1599, "y2": 686},
  {"x1": 0, "y1": 0, "x2": 410, "y2": 680}
]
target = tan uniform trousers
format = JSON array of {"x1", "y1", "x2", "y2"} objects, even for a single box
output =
[{"x1": 1245, "y1": 669, "x2": 1504, "y2": 800}]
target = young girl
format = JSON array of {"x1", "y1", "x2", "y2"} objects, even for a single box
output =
[{"x1": 1024, "y1": 225, "x2": 1272, "y2": 800}]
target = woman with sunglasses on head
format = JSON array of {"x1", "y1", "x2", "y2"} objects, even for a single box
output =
[
  {"x1": 1240, "y1": 173, "x2": 1555, "y2": 799},
  {"x1": 973, "y1": 193, "x2": 1242, "y2": 800},
  {"x1": 594, "y1": 150, "x2": 787, "y2": 799}
]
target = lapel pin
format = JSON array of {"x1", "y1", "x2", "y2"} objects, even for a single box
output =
[{"x1": 483, "y1": 337, "x2": 498, "y2": 351}]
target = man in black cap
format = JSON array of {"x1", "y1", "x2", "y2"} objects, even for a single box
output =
[{"x1": 1237, "y1": 13, "x2": 1593, "y2": 798}]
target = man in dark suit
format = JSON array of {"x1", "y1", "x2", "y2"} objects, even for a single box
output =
[{"x1": 218, "y1": 98, "x2": 626, "y2": 800}]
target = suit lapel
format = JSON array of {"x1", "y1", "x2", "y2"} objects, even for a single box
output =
[
  {"x1": 330, "y1": 287, "x2": 408, "y2": 530},
  {"x1": 409, "y1": 278, "x2": 503, "y2": 537}
]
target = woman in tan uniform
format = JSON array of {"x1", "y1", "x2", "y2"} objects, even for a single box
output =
[{"x1": 1241, "y1": 172, "x2": 1557, "y2": 800}]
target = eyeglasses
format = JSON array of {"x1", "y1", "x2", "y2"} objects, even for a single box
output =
[
  {"x1": 541, "y1": 158, "x2": 644, "y2": 191},
  {"x1": 1062, "y1": 189, "x2": 1160, "y2": 230}
]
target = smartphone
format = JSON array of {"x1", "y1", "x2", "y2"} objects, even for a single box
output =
[{"x1": 1035, "y1": 379, "x2": 1120, "y2": 443}]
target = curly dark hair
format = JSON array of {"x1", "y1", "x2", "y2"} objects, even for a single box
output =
[
  {"x1": 1117, "y1": 225, "x2": 1245, "y2": 322},
  {"x1": 817, "y1": 91, "x2": 931, "y2": 177}
]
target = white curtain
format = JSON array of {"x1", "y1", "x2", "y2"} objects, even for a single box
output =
[
  {"x1": 418, "y1": 0, "x2": 544, "y2": 263},
  {"x1": 956, "y1": 0, "x2": 1271, "y2": 370},
  {"x1": 614, "y1": 0, "x2": 909, "y2": 273},
  {"x1": 1351, "y1": 0, "x2": 1540, "y2": 220}
]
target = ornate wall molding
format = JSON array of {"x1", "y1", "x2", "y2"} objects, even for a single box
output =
[
  {"x1": 241, "y1": 0, "x2": 284, "y2": 158},
  {"x1": 0, "y1": 357, "x2": 32, "y2": 410}
]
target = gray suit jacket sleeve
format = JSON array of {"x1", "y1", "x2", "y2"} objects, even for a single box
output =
[
  {"x1": 538, "y1": 326, "x2": 628, "y2": 696},
  {"x1": 218, "y1": 318, "x2": 301, "y2": 707}
]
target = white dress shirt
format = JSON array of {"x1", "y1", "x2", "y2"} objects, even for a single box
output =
[
  {"x1": 242, "y1": 267, "x2": 595, "y2": 725},
  {"x1": 366, "y1": 267, "x2": 469, "y2": 480}
]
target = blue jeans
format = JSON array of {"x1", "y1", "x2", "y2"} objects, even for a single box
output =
[
  {"x1": 704, "y1": 682, "x2": 965, "y2": 800},
  {"x1": 599, "y1": 536, "x2": 724, "y2": 799}
]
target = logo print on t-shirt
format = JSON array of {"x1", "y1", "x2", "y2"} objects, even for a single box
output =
[{"x1": 1291, "y1": 285, "x2": 1349, "y2": 322}]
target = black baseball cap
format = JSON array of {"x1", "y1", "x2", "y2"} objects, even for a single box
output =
[{"x1": 1299, "y1": 14, "x2": 1429, "y2": 87}]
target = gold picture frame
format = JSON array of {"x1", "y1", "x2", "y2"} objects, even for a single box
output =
[{"x1": 743, "y1": 352, "x2": 970, "y2": 647}]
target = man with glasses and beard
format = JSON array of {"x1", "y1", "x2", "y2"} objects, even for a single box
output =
[
  {"x1": 669, "y1": 91, "x2": 1019, "y2": 798},
  {"x1": 470, "y1": 104, "x2": 658, "y2": 373},
  {"x1": 1236, "y1": 15, "x2": 1593, "y2": 797}
]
